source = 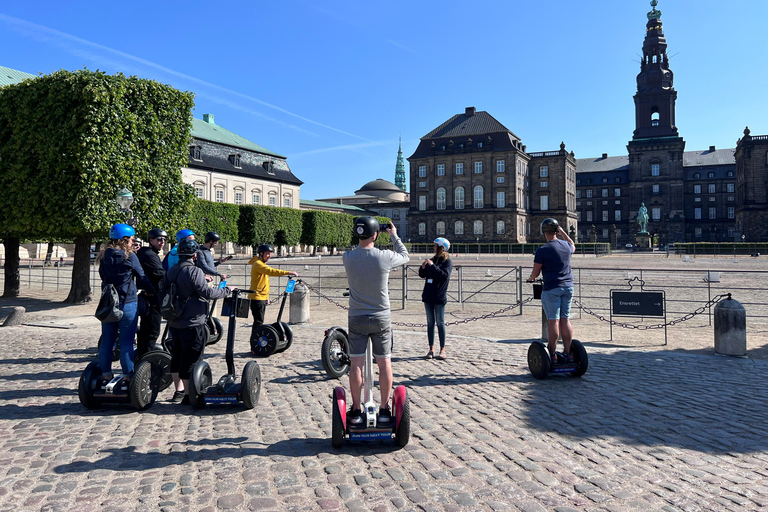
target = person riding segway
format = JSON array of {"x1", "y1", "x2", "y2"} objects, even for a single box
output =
[{"x1": 136, "y1": 228, "x2": 167, "y2": 359}]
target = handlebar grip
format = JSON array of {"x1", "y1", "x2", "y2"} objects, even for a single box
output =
[
  {"x1": 343, "y1": 292, "x2": 350, "y2": 297},
  {"x1": 240, "y1": 289, "x2": 256, "y2": 294}
]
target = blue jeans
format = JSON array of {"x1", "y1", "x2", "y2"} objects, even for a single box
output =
[
  {"x1": 99, "y1": 300, "x2": 138, "y2": 377},
  {"x1": 541, "y1": 287, "x2": 574, "y2": 320},
  {"x1": 424, "y1": 303, "x2": 446, "y2": 349}
]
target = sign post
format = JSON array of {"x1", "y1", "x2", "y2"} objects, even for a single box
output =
[{"x1": 610, "y1": 277, "x2": 667, "y2": 344}]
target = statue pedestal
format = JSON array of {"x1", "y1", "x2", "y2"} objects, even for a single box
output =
[{"x1": 635, "y1": 233, "x2": 652, "y2": 252}]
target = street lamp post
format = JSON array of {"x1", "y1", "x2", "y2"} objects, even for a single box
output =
[
  {"x1": 117, "y1": 186, "x2": 137, "y2": 227},
  {"x1": 476, "y1": 237, "x2": 480, "y2": 261}
]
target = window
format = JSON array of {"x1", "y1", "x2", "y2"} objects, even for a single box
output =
[
  {"x1": 497, "y1": 160, "x2": 505, "y2": 173},
  {"x1": 708, "y1": 184, "x2": 716, "y2": 193},
  {"x1": 727, "y1": 196, "x2": 735, "y2": 202},
  {"x1": 709, "y1": 197, "x2": 716, "y2": 202},
  {"x1": 284, "y1": 196, "x2": 291, "y2": 208},
  {"x1": 586, "y1": 211, "x2": 593, "y2": 222},
  {"x1": 477, "y1": 141, "x2": 483, "y2": 148},
  {"x1": 229, "y1": 154, "x2": 241, "y2": 168},
  {"x1": 586, "y1": 190, "x2": 593, "y2": 198},
  {"x1": 419, "y1": 166, "x2": 426, "y2": 178},
  {"x1": 652, "y1": 207, "x2": 661, "y2": 220},
  {"x1": 694, "y1": 184, "x2": 702, "y2": 194},
  {"x1": 269, "y1": 193, "x2": 276, "y2": 206},
  {"x1": 652, "y1": 184, "x2": 659, "y2": 195},
  {"x1": 728, "y1": 207, "x2": 735, "y2": 219},
  {"x1": 577, "y1": 211, "x2": 582, "y2": 221},
  {"x1": 455, "y1": 221, "x2": 464, "y2": 235},
  {"x1": 190, "y1": 146, "x2": 202, "y2": 161},
  {"x1": 602, "y1": 211, "x2": 609, "y2": 222},
  {"x1": 709, "y1": 207, "x2": 716, "y2": 219},
  {"x1": 419, "y1": 196, "x2": 426, "y2": 211},
  {"x1": 215, "y1": 189, "x2": 224, "y2": 203},
  {"x1": 727, "y1": 183, "x2": 735, "y2": 193},
  {"x1": 728, "y1": 227, "x2": 735, "y2": 237},
  {"x1": 576, "y1": 190, "x2": 582, "y2": 199},
  {"x1": 496, "y1": 221, "x2": 505, "y2": 234},
  {"x1": 473, "y1": 221, "x2": 483, "y2": 235},
  {"x1": 235, "y1": 192, "x2": 243, "y2": 205},
  {"x1": 708, "y1": 172, "x2": 715, "y2": 178},
  {"x1": 455, "y1": 187, "x2": 465, "y2": 209},
  {"x1": 474, "y1": 162, "x2": 483, "y2": 174},
  {"x1": 602, "y1": 228, "x2": 609, "y2": 238},
  {"x1": 695, "y1": 228, "x2": 702, "y2": 237},
  {"x1": 695, "y1": 197, "x2": 702, "y2": 202},
  {"x1": 497, "y1": 176, "x2": 505, "y2": 184},
  {"x1": 615, "y1": 210, "x2": 621, "y2": 221},
  {"x1": 727, "y1": 171, "x2": 734, "y2": 177},
  {"x1": 694, "y1": 172, "x2": 701, "y2": 179},
  {"x1": 540, "y1": 166, "x2": 548, "y2": 177},
  {"x1": 602, "y1": 189, "x2": 608, "y2": 197},
  {"x1": 437, "y1": 164, "x2": 445, "y2": 176},
  {"x1": 615, "y1": 188, "x2": 621, "y2": 197},
  {"x1": 436, "y1": 221, "x2": 445, "y2": 235},
  {"x1": 651, "y1": 164, "x2": 660, "y2": 176},
  {"x1": 695, "y1": 208, "x2": 702, "y2": 219},
  {"x1": 455, "y1": 163, "x2": 463, "y2": 175},
  {"x1": 252, "y1": 192, "x2": 260, "y2": 205},
  {"x1": 436, "y1": 188, "x2": 446, "y2": 210},
  {"x1": 392, "y1": 210, "x2": 400, "y2": 219},
  {"x1": 615, "y1": 200, "x2": 621, "y2": 205},
  {"x1": 418, "y1": 223, "x2": 426, "y2": 235},
  {"x1": 418, "y1": 181, "x2": 427, "y2": 188},
  {"x1": 474, "y1": 186, "x2": 483, "y2": 208},
  {"x1": 496, "y1": 191, "x2": 505, "y2": 208},
  {"x1": 195, "y1": 187, "x2": 204, "y2": 199},
  {"x1": 541, "y1": 181, "x2": 548, "y2": 188},
  {"x1": 540, "y1": 195, "x2": 549, "y2": 210},
  {"x1": 264, "y1": 161, "x2": 275, "y2": 174}
]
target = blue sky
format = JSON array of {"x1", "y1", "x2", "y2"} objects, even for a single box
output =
[{"x1": 1, "y1": 1, "x2": 767, "y2": 201}]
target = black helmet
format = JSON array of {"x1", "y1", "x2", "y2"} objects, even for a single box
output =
[
  {"x1": 540, "y1": 218, "x2": 560, "y2": 234},
  {"x1": 257, "y1": 244, "x2": 274, "y2": 254},
  {"x1": 177, "y1": 238, "x2": 199, "y2": 256},
  {"x1": 204, "y1": 231, "x2": 221, "y2": 243},
  {"x1": 147, "y1": 228, "x2": 167, "y2": 240},
  {"x1": 353, "y1": 216, "x2": 379, "y2": 239}
]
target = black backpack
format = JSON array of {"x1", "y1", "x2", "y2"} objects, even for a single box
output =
[{"x1": 159, "y1": 262, "x2": 190, "y2": 321}]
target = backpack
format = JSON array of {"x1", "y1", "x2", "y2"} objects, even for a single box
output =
[
  {"x1": 95, "y1": 283, "x2": 123, "y2": 323},
  {"x1": 159, "y1": 263, "x2": 189, "y2": 321}
]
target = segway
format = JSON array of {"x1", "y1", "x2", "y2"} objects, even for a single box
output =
[
  {"x1": 331, "y1": 338, "x2": 410, "y2": 449},
  {"x1": 321, "y1": 326, "x2": 351, "y2": 379},
  {"x1": 250, "y1": 278, "x2": 295, "y2": 357},
  {"x1": 204, "y1": 278, "x2": 225, "y2": 346},
  {"x1": 189, "y1": 288, "x2": 262, "y2": 409}
]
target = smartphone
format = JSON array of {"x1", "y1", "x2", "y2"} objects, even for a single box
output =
[{"x1": 218, "y1": 280, "x2": 227, "y2": 289}]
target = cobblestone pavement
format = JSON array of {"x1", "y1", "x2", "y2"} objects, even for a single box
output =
[{"x1": 2, "y1": 306, "x2": 768, "y2": 512}]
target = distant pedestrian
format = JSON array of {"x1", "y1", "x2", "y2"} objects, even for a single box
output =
[{"x1": 419, "y1": 237, "x2": 453, "y2": 360}]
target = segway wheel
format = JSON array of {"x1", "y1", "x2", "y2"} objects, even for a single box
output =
[
  {"x1": 78, "y1": 361, "x2": 102, "y2": 410},
  {"x1": 394, "y1": 386, "x2": 410, "y2": 448},
  {"x1": 276, "y1": 322, "x2": 293, "y2": 353},
  {"x1": 138, "y1": 350, "x2": 173, "y2": 392},
  {"x1": 190, "y1": 363, "x2": 212, "y2": 409},
  {"x1": 129, "y1": 360, "x2": 158, "y2": 411},
  {"x1": 251, "y1": 325, "x2": 280, "y2": 357},
  {"x1": 321, "y1": 330, "x2": 351, "y2": 379},
  {"x1": 570, "y1": 339, "x2": 589, "y2": 377},
  {"x1": 241, "y1": 361, "x2": 262, "y2": 410},
  {"x1": 331, "y1": 387, "x2": 346, "y2": 449},
  {"x1": 528, "y1": 342, "x2": 551, "y2": 380},
  {"x1": 205, "y1": 317, "x2": 224, "y2": 346}
]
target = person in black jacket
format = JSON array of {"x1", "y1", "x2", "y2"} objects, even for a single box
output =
[
  {"x1": 135, "y1": 228, "x2": 168, "y2": 358},
  {"x1": 163, "y1": 238, "x2": 234, "y2": 404},
  {"x1": 98, "y1": 223, "x2": 154, "y2": 380},
  {"x1": 419, "y1": 237, "x2": 453, "y2": 360}
]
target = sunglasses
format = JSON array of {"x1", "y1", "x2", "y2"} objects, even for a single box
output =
[{"x1": 154, "y1": 237, "x2": 167, "y2": 242}]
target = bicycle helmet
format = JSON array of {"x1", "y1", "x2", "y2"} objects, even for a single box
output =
[
  {"x1": 204, "y1": 231, "x2": 221, "y2": 243},
  {"x1": 177, "y1": 238, "x2": 199, "y2": 256},
  {"x1": 176, "y1": 229, "x2": 195, "y2": 242},
  {"x1": 434, "y1": 237, "x2": 451, "y2": 250},
  {"x1": 257, "y1": 244, "x2": 274, "y2": 254},
  {"x1": 147, "y1": 228, "x2": 167, "y2": 239},
  {"x1": 109, "y1": 223, "x2": 135, "y2": 240},
  {"x1": 540, "y1": 218, "x2": 560, "y2": 234},
  {"x1": 353, "y1": 216, "x2": 379, "y2": 239}
]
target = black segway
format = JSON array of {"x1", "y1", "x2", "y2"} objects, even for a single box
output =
[
  {"x1": 321, "y1": 326, "x2": 351, "y2": 379},
  {"x1": 250, "y1": 278, "x2": 296, "y2": 357},
  {"x1": 189, "y1": 288, "x2": 262, "y2": 409},
  {"x1": 204, "y1": 278, "x2": 225, "y2": 346}
]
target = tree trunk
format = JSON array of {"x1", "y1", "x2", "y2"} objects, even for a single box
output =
[
  {"x1": 44, "y1": 240, "x2": 54, "y2": 266},
  {"x1": 64, "y1": 233, "x2": 93, "y2": 303},
  {"x1": 2, "y1": 237, "x2": 20, "y2": 298}
]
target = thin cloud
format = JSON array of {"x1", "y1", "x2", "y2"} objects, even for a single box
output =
[
  {"x1": 0, "y1": 12, "x2": 374, "y2": 142},
  {"x1": 385, "y1": 40, "x2": 418, "y2": 55},
  {"x1": 292, "y1": 141, "x2": 390, "y2": 157}
]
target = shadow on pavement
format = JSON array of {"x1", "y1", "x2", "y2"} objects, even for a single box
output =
[{"x1": 0, "y1": 296, "x2": 88, "y2": 316}]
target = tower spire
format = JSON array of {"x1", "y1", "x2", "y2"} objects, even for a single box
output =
[{"x1": 394, "y1": 134, "x2": 407, "y2": 191}]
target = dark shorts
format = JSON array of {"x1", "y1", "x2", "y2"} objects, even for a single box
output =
[
  {"x1": 348, "y1": 314, "x2": 392, "y2": 359},
  {"x1": 169, "y1": 324, "x2": 207, "y2": 379}
]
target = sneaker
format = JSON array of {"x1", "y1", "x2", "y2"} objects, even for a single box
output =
[
  {"x1": 551, "y1": 352, "x2": 560, "y2": 365},
  {"x1": 425, "y1": 350, "x2": 434, "y2": 360},
  {"x1": 171, "y1": 391, "x2": 185, "y2": 404},
  {"x1": 565, "y1": 351, "x2": 574, "y2": 363},
  {"x1": 378, "y1": 406, "x2": 393, "y2": 425},
  {"x1": 347, "y1": 408, "x2": 363, "y2": 426}
]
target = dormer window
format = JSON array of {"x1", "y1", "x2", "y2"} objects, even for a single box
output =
[
  {"x1": 229, "y1": 154, "x2": 241, "y2": 168},
  {"x1": 189, "y1": 145, "x2": 202, "y2": 161},
  {"x1": 264, "y1": 161, "x2": 275, "y2": 174}
]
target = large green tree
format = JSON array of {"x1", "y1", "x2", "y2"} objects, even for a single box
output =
[{"x1": 0, "y1": 69, "x2": 195, "y2": 301}]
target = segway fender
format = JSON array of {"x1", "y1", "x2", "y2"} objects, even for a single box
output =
[
  {"x1": 281, "y1": 322, "x2": 293, "y2": 342},
  {"x1": 393, "y1": 385, "x2": 406, "y2": 427},
  {"x1": 334, "y1": 387, "x2": 347, "y2": 430},
  {"x1": 191, "y1": 361, "x2": 210, "y2": 395},
  {"x1": 327, "y1": 326, "x2": 348, "y2": 338}
]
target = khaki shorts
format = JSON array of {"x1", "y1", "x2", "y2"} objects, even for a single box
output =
[{"x1": 348, "y1": 314, "x2": 392, "y2": 359}]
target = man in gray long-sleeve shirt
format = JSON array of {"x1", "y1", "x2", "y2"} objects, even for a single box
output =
[
  {"x1": 196, "y1": 231, "x2": 232, "y2": 281},
  {"x1": 342, "y1": 217, "x2": 409, "y2": 426}
]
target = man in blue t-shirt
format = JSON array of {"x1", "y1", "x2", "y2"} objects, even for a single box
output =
[{"x1": 527, "y1": 218, "x2": 576, "y2": 364}]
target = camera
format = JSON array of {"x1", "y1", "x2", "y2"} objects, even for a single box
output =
[{"x1": 378, "y1": 222, "x2": 391, "y2": 231}]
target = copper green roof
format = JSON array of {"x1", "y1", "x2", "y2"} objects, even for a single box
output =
[
  {"x1": 191, "y1": 117, "x2": 285, "y2": 159},
  {"x1": 0, "y1": 65, "x2": 36, "y2": 87},
  {"x1": 300, "y1": 199, "x2": 366, "y2": 212}
]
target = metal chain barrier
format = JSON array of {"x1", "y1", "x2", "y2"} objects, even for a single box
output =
[{"x1": 573, "y1": 293, "x2": 732, "y2": 330}]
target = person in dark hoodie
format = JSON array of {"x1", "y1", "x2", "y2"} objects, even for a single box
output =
[
  {"x1": 98, "y1": 223, "x2": 154, "y2": 381},
  {"x1": 135, "y1": 228, "x2": 167, "y2": 358},
  {"x1": 419, "y1": 237, "x2": 453, "y2": 360},
  {"x1": 163, "y1": 238, "x2": 234, "y2": 404}
]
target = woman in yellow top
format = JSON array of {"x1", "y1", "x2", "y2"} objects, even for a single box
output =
[{"x1": 248, "y1": 244, "x2": 298, "y2": 346}]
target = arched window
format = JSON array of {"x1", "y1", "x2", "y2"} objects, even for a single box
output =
[
  {"x1": 252, "y1": 189, "x2": 261, "y2": 205},
  {"x1": 473, "y1": 186, "x2": 484, "y2": 208},
  {"x1": 651, "y1": 111, "x2": 660, "y2": 127},
  {"x1": 473, "y1": 220, "x2": 483, "y2": 235},
  {"x1": 455, "y1": 221, "x2": 464, "y2": 235},
  {"x1": 234, "y1": 187, "x2": 244, "y2": 205},
  {"x1": 418, "y1": 223, "x2": 426, "y2": 235},
  {"x1": 455, "y1": 187, "x2": 464, "y2": 209},
  {"x1": 496, "y1": 221, "x2": 505, "y2": 234},
  {"x1": 436, "y1": 221, "x2": 445, "y2": 235},
  {"x1": 268, "y1": 191, "x2": 277, "y2": 206},
  {"x1": 436, "y1": 188, "x2": 446, "y2": 210}
]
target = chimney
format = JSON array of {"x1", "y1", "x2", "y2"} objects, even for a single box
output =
[
  {"x1": 709, "y1": 145, "x2": 716, "y2": 152},
  {"x1": 203, "y1": 113, "x2": 215, "y2": 125},
  {"x1": 465, "y1": 107, "x2": 476, "y2": 116},
  {"x1": 602, "y1": 153, "x2": 608, "y2": 159}
]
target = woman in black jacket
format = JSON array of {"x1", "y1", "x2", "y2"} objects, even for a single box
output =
[{"x1": 418, "y1": 238, "x2": 453, "y2": 360}]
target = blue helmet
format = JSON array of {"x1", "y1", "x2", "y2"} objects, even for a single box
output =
[
  {"x1": 434, "y1": 237, "x2": 451, "y2": 250},
  {"x1": 109, "y1": 223, "x2": 135, "y2": 240},
  {"x1": 176, "y1": 229, "x2": 195, "y2": 242}
]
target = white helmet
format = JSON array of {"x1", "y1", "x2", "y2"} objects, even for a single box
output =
[{"x1": 434, "y1": 237, "x2": 451, "y2": 250}]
